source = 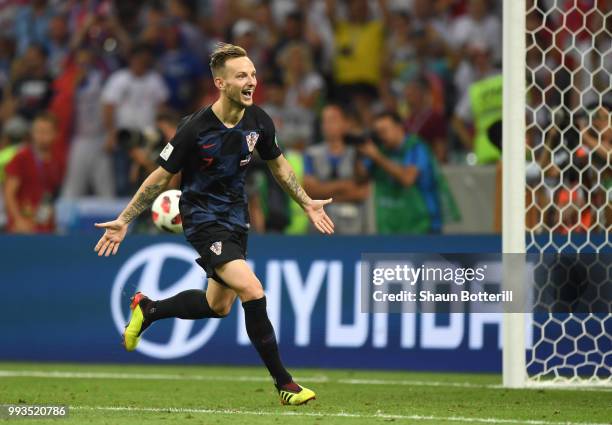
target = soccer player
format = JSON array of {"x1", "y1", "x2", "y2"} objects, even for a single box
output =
[{"x1": 94, "y1": 43, "x2": 334, "y2": 405}]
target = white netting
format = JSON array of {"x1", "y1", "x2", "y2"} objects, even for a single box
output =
[{"x1": 524, "y1": 0, "x2": 611, "y2": 386}]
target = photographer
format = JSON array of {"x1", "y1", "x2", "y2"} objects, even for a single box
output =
[
  {"x1": 119, "y1": 111, "x2": 181, "y2": 234},
  {"x1": 357, "y1": 111, "x2": 456, "y2": 234},
  {"x1": 303, "y1": 104, "x2": 370, "y2": 234},
  {"x1": 123, "y1": 111, "x2": 182, "y2": 191}
]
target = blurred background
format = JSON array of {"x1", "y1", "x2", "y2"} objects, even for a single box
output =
[{"x1": 0, "y1": 0, "x2": 608, "y2": 237}]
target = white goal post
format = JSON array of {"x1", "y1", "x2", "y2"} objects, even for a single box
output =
[
  {"x1": 503, "y1": 0, "x2": 611, "y2": 388},
  {"x1": 502, "y1": 0, "x2": 527, "y2": 389}
]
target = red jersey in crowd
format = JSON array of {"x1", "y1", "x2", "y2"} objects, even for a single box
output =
[{"x1": 4, "y1": 145, "x2": 63, "y2": 232}]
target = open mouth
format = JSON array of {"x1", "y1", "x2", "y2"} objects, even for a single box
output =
[{"x1": 241, "y1": 88, "x2": 254, "y2": 100}]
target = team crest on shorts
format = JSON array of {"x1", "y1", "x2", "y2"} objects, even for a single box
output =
[
  {"x1": 246, "y1": 132, "x2": 259, "y2": 152},
  {"x1": 210, "y1": 241, "x2": 222, "y2": 256}
]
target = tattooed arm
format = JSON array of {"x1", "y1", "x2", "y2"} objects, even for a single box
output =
[
  {"x1": 266, "y1": 154, "x2": 311, "y2": 208},
  {"x1": 94, "y1": 166, "x2": 174, "y2": 256},
  {"x1": 118, "y1": 167, "x2": 173, "y2": 223},
  {"x1": 266, "y1": 154, "x2": 335, "y2": 234}
]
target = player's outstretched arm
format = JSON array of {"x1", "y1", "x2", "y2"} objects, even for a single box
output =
[
  {"x1": 94, "y1": 166, "x2": 174, "y2": 256},
  {"x1": 266, "y1": 154, "x2": 335, "y2": 234}
]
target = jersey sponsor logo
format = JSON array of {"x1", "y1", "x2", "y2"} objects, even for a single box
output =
[
  {"x1": 110, "y1": 243, "x2": 219, "y2": 359},
  {"x1": 210, "y1": 241, "x2": 222, "y2": 255},
  {"x1": 159, "y1": 143, "x2": 174, "y2": 161},
  {"x1": 246, "y1": 132, "x2": 259, "y2": 152}
]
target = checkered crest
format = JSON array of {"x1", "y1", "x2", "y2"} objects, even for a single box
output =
[
  {"x1": 246, "y1": 131, "x2": 259, "y2": 152},
  {"x1": 209, "y1": 241, "x2": 222, "y2": 256}
]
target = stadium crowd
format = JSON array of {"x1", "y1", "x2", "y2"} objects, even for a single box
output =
[{"x1": 0, "y1": 0, "x2": 608, "y2": 235}]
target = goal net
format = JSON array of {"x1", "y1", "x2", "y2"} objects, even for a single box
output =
[{"x1": 504, "y1": 0, "x2": 610, "y2": 387}]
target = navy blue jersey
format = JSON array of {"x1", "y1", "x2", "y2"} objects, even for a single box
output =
[{"x1": 157, "y1": 105, "x2": 281, "y2": 237}]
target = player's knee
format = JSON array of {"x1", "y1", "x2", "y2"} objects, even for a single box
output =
[
  {"x1": 212, "y1": 302, "x2": 232, "y2": 318},
  {"x1": 239, "y1": 285, "x2": 265, "y2": 302},
  {"x1": 208, "y1": 298, "x2": 233, "y2": 317}
]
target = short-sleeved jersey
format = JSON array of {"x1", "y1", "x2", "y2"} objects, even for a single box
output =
[{"x1": 157, "y1": 105, "x2": 281, "y2": 237}]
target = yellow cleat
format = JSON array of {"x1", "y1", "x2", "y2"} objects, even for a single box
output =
[
  {"x1": 122, "y1": 292, "x2": 150, "y2": 352},
  {"x1": 278, "y1": 382, "x2": 316, "y2": 406}
]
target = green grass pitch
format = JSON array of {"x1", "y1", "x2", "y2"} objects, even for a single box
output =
[{"x1": 0, "y1": 362, "x2": 609, "y2": 425}]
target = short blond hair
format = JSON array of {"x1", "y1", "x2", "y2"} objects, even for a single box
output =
[{"x1": 209, "y1": 43, "x2": 247, "y2": 77}]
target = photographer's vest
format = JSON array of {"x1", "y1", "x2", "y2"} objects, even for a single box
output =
[
  {"x1": 469, "y1": 74, "x2": 502, "y2": 164},
  {"x1": 307, "y1": 144, "x2": 366, "y2": 234},
  {"x1": 284, "y1": 150, "x2": 308, "y2": 235},
  {"x1": 373, "y1": 136, "x2": 431, "y2": 234},
  {"x1": 0, "y1": 145, "x2": 19, "y2": 182}
]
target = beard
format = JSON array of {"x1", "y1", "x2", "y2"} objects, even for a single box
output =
[{"x1": 226, "y1": 84, "x2": 253, "y2": 108}]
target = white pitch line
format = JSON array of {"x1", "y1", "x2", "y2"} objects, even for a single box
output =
[
  {"x1": 337, "y1": 378, "x2": 612, "y2": 392},
  {"x1": 338, "y1": 378, "x2": 495, "y2": 388},
  {"x1": 0, "y1": 370, "x2": 325, "y2": 383},
  {"x1": 0, "y1": 370, "x2": 610, "y2": 392},
  {"x1": 70, "y1": 405, "x2": 610, "y2": 425}
]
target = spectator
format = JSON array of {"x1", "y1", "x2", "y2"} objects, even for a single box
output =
[
  {"x1": 411, "y1": 0, "x2": 453, "y2": 43},
  {"x1": 326, "y1": 0, "x2": 388, "y2": 104},
  {"x1": 450, "y1": 0, "x2": 501, "y2": 64},
  {"x1": 257, "y1": 79, "x2": 293, "y2": 232},
  {"x1": 277, "y1": 41, "x2": 323, "y2": 148},
  {"x1": 3, "y1": 113, "x2": 63, "y2": 233},
  {"x1": 101, "y1": 43, "x2": 168, "y2": 195},
  {"x1": 252, "y1": 1, "x2": 277, "y2": 50},
  {"x1": 301, "y1": 0, "x2": 335, "y2": 74},
  {"x1": 403, "y1": 76, "x2": 448, "y2": 163},
  {"x1": 68, "y1": 6, "x2": 131, "y2": 73},
  {"x1": 231, "y1": 19, "x2": 267, "y2": 77},
  {"x1": 0, "y1": 115, "x2": 28, "y2": 180},
  {"x1": 553, "y1": 187, "x2": 592, "y2": 235},
  {"x1": 303, "y1": 104, "x2": 370, "y2": 234},
  {"x1": 576, "y1": 104, "x2": 611, "y2": 231},
  {"x1": 46, "y1": 14, "x2": 70, "y2": 77},
  {"x1": 269, "y1": 10, "x2": 307, "y2": 78},
  {"x1": 12, "y1": 0, "x2": 54, "y2": 55},
  {"x1": 260, "y1": 78, "x2": 287, "y2": 132},
  {"x1": 0, "y1": 37, "x2": 16, "y2": 91},
  {"x1": 382, "y1": 10, "x2": 414, "y2": 103},
  {"x1": 0, "y1": 115, "x2": 28, "y2": 229},
  {"x1": 129, "y1": 112, "x2": 181, "y2": 190},
  {"x1": 357, "y1": 111, "x2": 457, "y2": 234},
  {"x1": 57, "y1": 48, "x2": 114, "y2": 199},
  {"x1": 452, "y1": 41, "x2": 502, "y2": 164},
  {"x1": 260, "y1": 76, "x2": 312, "y2": 151},
  {"x1": 131, "y1": 111, "x2": 182, "y2": 233},
  {"x1": 453, "y1": 38, "x2": 497, "y2": 100},
  {"x1": 157, "y1": 20, "x2": 207, "y2": 114},
  {"x1": 167, "y1": 0, "x2": 208, "y2": 62},
  {"x1": 278, "y1": 42, "x2": 324, "y2": 111},
  {"x1": 8, "y1": 44, "x2": 54, "y2": 121},
  {"x1": 394, "y1": 27, "x2": 450, "y2": 115}
]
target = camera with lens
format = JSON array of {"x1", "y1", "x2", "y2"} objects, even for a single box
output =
[
  {"x1": 343, "y1": 130, "x2": 381, "y2": 146},
  {"x1": 116, "y1": 127, "x2": 166, "y2": 153}
]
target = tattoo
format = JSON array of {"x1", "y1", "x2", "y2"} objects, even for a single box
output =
[
  {"x1": 119, "y1": 183, "x2": 164, "y2": 223},
  {"x1": 278, "y1": 168, "x2": 310, "y2": 207}
]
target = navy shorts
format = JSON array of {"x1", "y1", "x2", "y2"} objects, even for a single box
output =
[{"x1": 186, "y1": 222, "x2": 248, "y2": 287}]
